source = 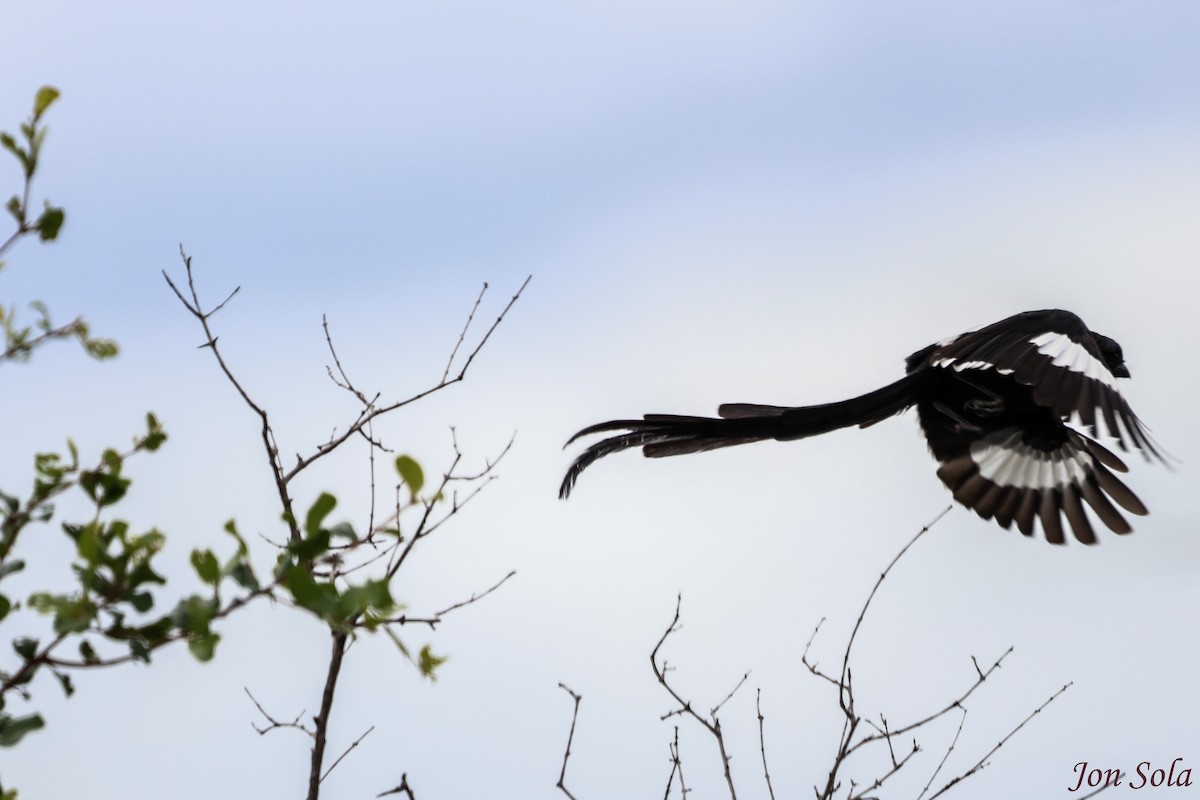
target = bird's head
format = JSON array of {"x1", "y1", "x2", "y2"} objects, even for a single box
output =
[{"x1": 1093, "y1": 332, "x2": 1130, "y2": 378}]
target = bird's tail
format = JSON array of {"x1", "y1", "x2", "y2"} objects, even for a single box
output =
[{"x1": 559, "y1": 373, "x2": 921, "y2": 498}]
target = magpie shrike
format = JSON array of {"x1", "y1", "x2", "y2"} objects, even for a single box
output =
[{"x1": 559, "y1": 309, "x2": 1165, "y2": 545}]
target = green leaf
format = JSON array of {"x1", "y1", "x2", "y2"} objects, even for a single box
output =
[
  {"x1": 280, "y1": 565, "x2": 342, "y2": 620},
  {"x1": 287, "y1": 528, "x2": 330, "y2": 562},
  {"x1": 79, "y1": 640, "x2": 99, "y2": 665},
  {"x1": 327, "y1": 521, "x2": 357, "y2": 542},
  {"x1": 84, "y1": 337, "x2": 119, "y2": 360},
  {"x1": 0, "y1": 713, "x2": 45, "y2": 747},
  {"x1": 0, "y1": 595, "x2": 10, "y2": 623},
  {"x1": 53, "y1": 669, "x2": 74, "y2": 697},
  {"x1": 101, "y1": 449, "x2": 122, "y2": 475},
  {"x1": 0, "y1": 560, "x2": 25, "y2": 581},
  {"x1": 79, "y1": 469, "x2": 130, "y2": 507},
  {"x1": 334, "y1": 579, "x2": 395, "y2": 622},
  {"x1": 190, "y1": 549, "x2": 220, "y2": 585},
  {"x1": 384, "y1": 626, "x2": 412, "y2": 661},
  {"x1": 171, "y1": 595, "x2": 216, "y2": 635},
  {"x1": 12, "y1": 637, "x2": 38, "y2": 661},
  {"x1": 128, "y1": 561, "x2": 166, "y2": 588},
  {"x1": 30, "y1": 593, "x2": 96, "y2": 634},
  {"x1": 53, "y1": 597, "x2": 96, "y2": 634},
  {"x1": 77, "y1": 523, "x2": 104, "y2": 564},
  {"x1": 129, "y1": 591, "x2": 154, "y2": 613},
  {"x1": 304, "y1": 492, "x2": 336, "y2": 538},
  {"x1": 33, "y1": 86, "x2": 60, "y2": 118},
  {"x1": 139, "y1": 413, "x2": 167, "y2": 451},
  {"x1": 4, "y1": 194, "x2": 20, "y2": 223},
  {"x1": 187, "y1": 631, "x2": 220, "y2": 662},
  {"x1": 418, "y1": 645, "x2": 448, "y2": 681},
  {"x1": 394, "y1": 455, "x2": 424, "y2": 497},
  {"x1": 129, "y1": 638, "x2": 151, "y2": 663},
  {"x1": 35, "y1": 204, "x2": 64, "y2": 241},
  {"x1": 223, "y1": 519, "x2": 248, "y2": 554},
  {"x1": 228, "y1": 561, "x2": 259, "y2": 592}
]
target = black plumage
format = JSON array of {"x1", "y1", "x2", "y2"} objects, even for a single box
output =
[{"x1": 560, "y1": 309, "x2": 1165, "y2": 544}]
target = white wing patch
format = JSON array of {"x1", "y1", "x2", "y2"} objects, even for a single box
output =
[
  {"x1": 1029, "y1": 332, "x2": 1121, "y2": 390},
  {"x1": 932, "y1": 357, "x2": 1014, "y2": 375},
  {"x1": 970, "y1": 431, "x2": 1090, "y2": 490}
]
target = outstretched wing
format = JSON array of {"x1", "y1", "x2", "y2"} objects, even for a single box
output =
[
  {"x1": 915, "y1": 309, "x2": 1162, "y2": 460},
  {"x1": 935, "y1": 426, "x2": 1148, "y2": 545}
]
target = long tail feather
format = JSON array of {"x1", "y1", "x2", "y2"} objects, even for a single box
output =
[{"x1": 559, "y1": 374, "x2": 920, "y2": 498}]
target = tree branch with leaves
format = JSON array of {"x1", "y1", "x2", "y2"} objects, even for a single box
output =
[{"x1": 164, "y1": 249, "x2": 529, "y2": 799}]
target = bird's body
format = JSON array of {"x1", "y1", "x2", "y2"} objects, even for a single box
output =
[{"x1": 560, "y1": 309, "x2": 1164, "y2": 545}]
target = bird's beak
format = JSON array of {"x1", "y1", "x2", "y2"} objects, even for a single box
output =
[{"x1": 1113, "y1": 364, "x2": 1131, "y2": 379}]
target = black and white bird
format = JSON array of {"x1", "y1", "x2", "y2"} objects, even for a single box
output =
[{"x1": 560, "y1": 309, "x2": 1165, "y2": 545}]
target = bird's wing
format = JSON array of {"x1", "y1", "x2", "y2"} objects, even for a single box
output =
[
  {"x1": 935, "y1": 426, "x2": 1148, "y2": 545},
  {"x1": 919, "y1": 310, "x2": 1162, "y2": 460}
]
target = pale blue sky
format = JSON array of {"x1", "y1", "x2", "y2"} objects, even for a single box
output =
[{"x1": 3, "y1": 3, "x2": 1198, "y2": 798}]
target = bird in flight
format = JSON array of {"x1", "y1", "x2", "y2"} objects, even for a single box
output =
[{"x1": 560, "y1": 309, "x2": 1165, "y2": 545}]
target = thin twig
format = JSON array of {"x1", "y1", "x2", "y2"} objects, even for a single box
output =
[
  {"x1": 756, "y1": 689, "x2": 777, "y2": 800},
  {"x1": 244, "y1": 687, "x2": 312, "y2": 737},
  {"x1": 442, "y1": 282, "x2": 488, "y2": 382},
  {"x1": 711, "y1": 672, "x2": 750, "y2": 718},
  {"x1": 841, "y1": 506, "x2": 952, "y2": 693},
  {"x1": 557, "y1": 683, "x2": 582, "y2": 800},
  {"x1": 664, "y1": 726, "x2": 687, "y2": 800},
  {"x1": 282, "y1": 275, "x2": 530, "y2": 484},
  {"x1": 321, "y1": 725, "x2": 375, "y2": 782},
  {"x1": 927, "y1": 682, "x2": 1072, "y2": 799},
  {"x1": 376, "y1": 774, "x2": 417, "y2": 799},
  {"x1": 380, "y1": 570, "x2": 517, "y2": 629},
  {"x1": 385, "y1": 432, "x2": 515, "y2": 582},
  {"x1": 163, "y1": 249, "x2": 298, "y2": 540},
  {"x1": 852, "y1": 647, "x2": 1013, "y2": 751},
  {"x1": 1, "y1": 317, "x2": 86, "y2": 362},
  {"x1": 917, "y1": 705, "x2": 966, "y2": 799},
  {"x1": 651, "y1": 595, "x2": 739, "y2": 800}
]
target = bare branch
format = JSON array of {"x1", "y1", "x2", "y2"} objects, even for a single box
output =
[
  {"x1": 928, "y1": 682, "x2": 1072, "y2": 799},
  {"x1": 163, "y1": 248, "x2": 299, "y2": 540},
  {"x1": 857, "y1": 648, "x2": 1012, "y2": 747},
  {"x1": 321, "y1": 725, "x2": 375, "y2": 783},
  {"x1": 804, "y1": 506, "x2": 1053, "y2": 800},
  {"x1": 557, "y1": 683, "x2": 582, "y2": 800},
  {"x1": 376, "y1": 774, "x2": 417, "y2": 799},
  {"x1": 322, "y1": 314, "x2": 373, "y2": 407},
  {"x1": 664, "y1": 726, "x2": 687, "y2": 800},
  {"x1": 384, "y1": 431, "x2": 515, "y2": 581},
  {"x1": 711, "y1": 672, "x2": 750, "y2": 718},
  {"x1": 651, "y1": 595, "x2": 739, "y2": 800},
  {"x1": 841, "y1": 506, "x2": 952, "y2": 695},
  {"x1": 307, "y1": 631, "x2": 349, "y2": 800},
  {"x1": 917, "y1": 705, "x2": 966, "y2": 799},
  {"x1": 379, "y1": 570, "x2": 517, "y2": 629},
  {"x1": 442, "y1": 282, "x2": 488, "y2": 382},
  {"x1": 282, "y1": 275, "x2": 530, "y2": 483},
  {"x1": 757, "y1": 689, "x2": 777, "y2": 800},
  {"x1": 245, "y1": 687, "x2": 312, "y2": 737}
]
